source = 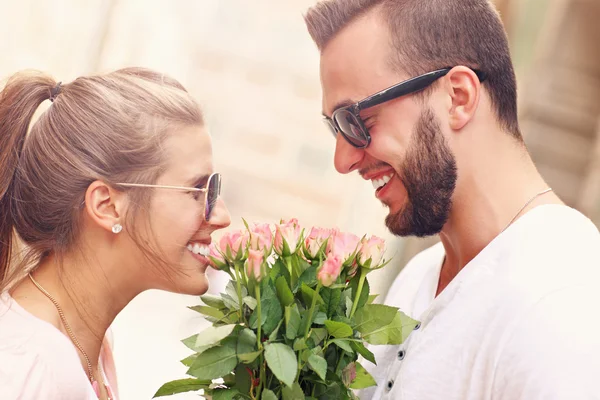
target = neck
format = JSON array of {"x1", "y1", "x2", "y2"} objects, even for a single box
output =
[
  {"x1": 435, "y1": 133, "x2": 563, "y2": 295},
  {"x1": 25, "y1": 249, "x2": 138, "y2": 369}
]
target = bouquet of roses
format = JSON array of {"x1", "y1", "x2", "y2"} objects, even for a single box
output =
[{"x1": 154, "y1": 218, "x2": 417, "y2": 399}]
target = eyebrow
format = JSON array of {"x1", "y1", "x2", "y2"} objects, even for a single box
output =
[
  {"x1": 322, "y1": 99, "x2": 355, "y2": 118},
  {"x1": 187, "y1": 173, "x2": 211, "y2": 188}
]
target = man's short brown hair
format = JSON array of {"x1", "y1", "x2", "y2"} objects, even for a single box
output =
[{"x1": 304, "y1": 0, "x2": 521, "y2": 139}]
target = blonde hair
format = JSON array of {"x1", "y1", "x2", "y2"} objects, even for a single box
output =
[{"x1": 0, "y1": 67, "x2": 204, "y2": 291}]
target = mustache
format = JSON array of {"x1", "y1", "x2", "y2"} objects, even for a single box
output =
[{"x1": 358, "y1": 161, "x2": 393, "y2": 178}]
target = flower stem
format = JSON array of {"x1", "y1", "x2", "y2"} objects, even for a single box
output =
[
  {"x1": 284, "y1": 256, "x2": 296, "y2": 288},
  {"x1": 349, "y1": 268, "x2": 367, "y2": 318},
  {"x1": 234, "y1": 262, "x2": 245, "y2": 323},
  {"x1": 304, "y1": 282, "x2": 322, "y2": 337},
  {"x1": 256, "y1": 284, "x2": 263, "y2": 349}
]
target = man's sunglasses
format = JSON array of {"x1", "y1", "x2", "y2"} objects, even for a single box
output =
[
  {"x1": 323, "y1": 67, "x2": 487, "y2": 148},
  {"x1": 116, "y1": 172, "x2": 221, "y2": 221}
]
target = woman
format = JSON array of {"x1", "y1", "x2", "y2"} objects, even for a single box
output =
[{"x1": 0, "y1": 68, "x2": 231, "y2": 399}]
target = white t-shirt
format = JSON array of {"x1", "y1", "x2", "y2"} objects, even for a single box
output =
[
  {"x1": 361, "y1": 204, "x2": 600, "y2": 399},
  {"x1": 0, "y1": 292, "x2": 116, "y2": 399}
]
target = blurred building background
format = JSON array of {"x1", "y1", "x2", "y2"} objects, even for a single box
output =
[{"x1": 0, "y1": 0, "x2": 598, "y2": 399}]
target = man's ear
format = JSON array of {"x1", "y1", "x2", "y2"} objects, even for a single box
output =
[
  {"x1": 444, "y1": 66, "x2": 482, "y2": 131},
  {"x1": 84, "y1": 180, "x2": 126, "y2": 234}
]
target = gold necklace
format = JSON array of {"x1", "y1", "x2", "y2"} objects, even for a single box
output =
[
  {"x1": 28, "y1": 273, "x2": 111, "y2": 399},
  {"x1": 501, "y1": 188, "x2": 553, "y2": 233}
]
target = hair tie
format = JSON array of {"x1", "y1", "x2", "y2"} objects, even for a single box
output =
[{"x1": 49, "y1": 82, "x2": 62, "y2": 102}]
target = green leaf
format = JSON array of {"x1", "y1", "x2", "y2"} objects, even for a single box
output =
[
  {"x1": 180, "y1": 354, "x2": 197, "y2": 367},
  {"x1": 221, "y1": 293, "x2": 240, "y2": 311},
  {"x1": 351, "y1": 341, "x2": 376, "y2": 365},
  {"x1": 313, "y1": 312, "x2": 327, "y2": 325},
  {"x1": 307, "y1": 354, "x2": 328, "y2": 381},
  {"x1": 269, "y1": 319, "x2": 283, "y2": 342},
  {"x1": 249, "y1": 307, "x2": 267, "y2": 330},
  {"x1": 353, "y1": 304, "x2": 398, "y2": 335},
  {"x1": 324, "y1": 320, "x2": 353, "y2": 338},
  {"x1": 293, "y1": 338, "x2": 308, "y2": 351},
  {"x1": 399, "y1": 311, "x2": 419, "y2": 342},
  {"x1": 349, "y1": 362, "x2": 377, "y2": 389},
  {"x1": 262, "y1": 389, "x2": 278, "y2": 400},
  {"x1": 153, "y1": 378, "x2": 211, "y2": 398},
  {"x1": 200, "y1": 294, "x2": 226, "y2": 309},
  {"x1": 237, "y1": 328, "x2": 258, "y2": 361},
  {"x1": 362, "y1": 311, "x2": 418, "y2": 345},
  {"x1": 300, "y1": 283, "x2": 324, "y2": 307},
  {"x1": 282, "y1": 382, "x2": 304, "y2": 400},
  {"x1": 194, "y1": 324, "x2": 236, "y2": 349},
  {"x1": 234, "y1": 363, "x2": 252, "y2": 394},
  {"x1": 313, "y1": 379, "x2": 342, "y2": 399},
  {"x1": 188, "y1": 305, "x2": 225, "y2": 320},
  {"x1": 212, "y1": 388, "x2": 241, "y2": 400},
  {"x1": 182, "y1": 334, "x2": 200, "y2": 352},
  {"x1": 285, "y1": 304, "x2": 302, "y2": 340},
  {"x1": 238, "y1": 349, "x2": 262, "y2": 363},
  {"x1": 331, "y1": 339, "x2": 353, "y2": 353},
  {"x1": 276, "y1": 275, "x2": 294, "y2": 307},
  {"x1": 226, "y1": 279, "x2": 248, "y2": 300},
  {"x1": 261, "y1": 279, "x2": 284, "y2": 335},
  {"x1": 320, "y1": 287, "x2": 342, "y2": 318},
  {"x1": 296, "y1": 264, "x2": 318, "y2": 291},
  {"x1": 367, "y1": 294, "x2": 379, "y2": 304},
  {"x1": 270, "y1": 258, "x2": 290, "y2": 283},
  {"x1": 345, "y1": 296, "x2": 353, "y2": 318},
  {"x1": 264, "y1": 342, "x2": 298, "y2": 388},
  {"x1": 243, "y1": 296, "x2": 257, "y2": 310},
  {"x1": 187, "y1": 342, "x2": 238, "y2": 380},
  {"x1": 310, "y1": 328, "x2": 327, "y2": 346}
]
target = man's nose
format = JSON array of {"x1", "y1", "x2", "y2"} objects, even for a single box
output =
[{"x1": 333, "y1": 134, "x2": 363, "y2": 174}]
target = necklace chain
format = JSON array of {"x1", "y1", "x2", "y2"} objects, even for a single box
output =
[
  {"x1": 28, "y1": 273, "x2": 108, "y2": 397},
  {"x1": 502, "y1": 188, "x2": 553, "y2": 233}
]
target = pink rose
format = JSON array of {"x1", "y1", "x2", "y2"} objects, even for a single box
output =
[
  {"x1": 358, "y1": 236, "x2": 385, "y2": 268},
  {"x1": 249, "y1": 223, "x2": 273, "y2": 256},
  {"x1": 219, "y1": 230, "x2": 249, "y2": 261},
  {"x1": 208, "y1": 242, "x2": 227, "y2": 270},
  {"x1": 246, "y1": 249, "x2": 265, "y2": 281},
  {"x1": 304, "y1": 227, "x2": 335, "y2": 258},
  {"x1": 327, "y1": 231, "x2": 361, "y2": 263},
  {"x1": 274, "y1": 218, "x2": 302, "y2": 256},
  {"x1": 317, "y1": 253, "x2": 343, "y2": 287}
]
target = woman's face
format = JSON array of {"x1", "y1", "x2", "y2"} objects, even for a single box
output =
[{"x1": 137, "y1": 124, "x2": 231, "y2": 295}]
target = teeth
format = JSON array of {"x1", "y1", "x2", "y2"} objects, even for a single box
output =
[
  {"x1": 189, "y1": 243, "x2": 210, "y2": 257},
  {"x1": 371, "y1": 173, "x2": 394, "y2": 190}
]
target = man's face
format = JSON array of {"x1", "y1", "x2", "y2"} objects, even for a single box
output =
[{"x1": 320, "y1": 11, "x2": 457, "y2": 237}]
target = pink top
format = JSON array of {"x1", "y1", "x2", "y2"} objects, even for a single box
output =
[{"x1": 0, "y1": 292, "x2": 118, "y2": 399}]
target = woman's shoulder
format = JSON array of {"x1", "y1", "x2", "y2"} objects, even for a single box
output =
[{"x1": 0, "y1": 292, "x2": 95, "y2": 399}]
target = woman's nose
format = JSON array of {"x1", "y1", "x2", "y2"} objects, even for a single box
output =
[{"x1": 207, "y1": 197, "x2": 231, "y2": 229}]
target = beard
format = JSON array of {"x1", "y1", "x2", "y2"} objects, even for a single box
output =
[{"x1": 385, "y1": 107, "x2": 457, "y2": 237}]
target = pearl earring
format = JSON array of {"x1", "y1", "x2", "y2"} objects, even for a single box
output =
[{"x1": 112, "y1": 223, "x2": 123, "y2": 234}]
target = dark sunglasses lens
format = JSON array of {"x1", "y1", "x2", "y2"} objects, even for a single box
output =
[
  {"x1": 323, "y1": 119, "x2": 337, "y2": 138},
  {"x1": 205, "y1": 173, "x2": 221, "y2": 220},
  {"x1": 334, "y1": 110, "x2": 368, "y2": 147}
]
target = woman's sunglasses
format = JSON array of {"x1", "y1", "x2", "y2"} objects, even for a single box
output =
[{"x1": 116, "y1": 172, "x2": 221, "y2": 221}]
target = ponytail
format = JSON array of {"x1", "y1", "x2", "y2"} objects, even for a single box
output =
[{"x1": 0, "y1": 71, "x2": 56, "y2": 286}]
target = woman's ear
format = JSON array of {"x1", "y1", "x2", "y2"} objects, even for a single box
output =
[
  {"x1": 84, "y1": 181, "x2": 126, "y2": 234},
  {"x1": 445, "y1": 66, "x2": 482, "y2": 131}
]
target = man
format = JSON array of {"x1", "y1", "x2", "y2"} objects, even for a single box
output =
[{"x1": 303, "y1": 1, "x2": 600, "y2": 399}]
